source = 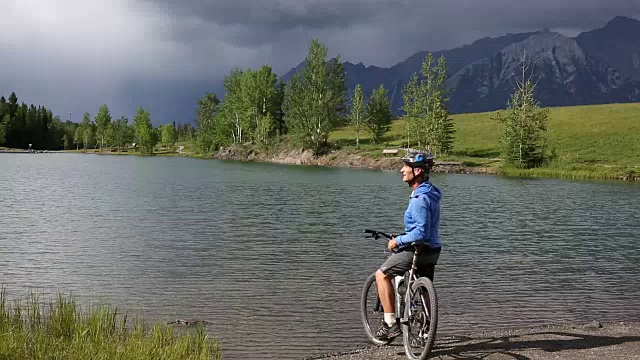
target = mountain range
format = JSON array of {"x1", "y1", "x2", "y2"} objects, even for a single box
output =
[{"x1": 283, "y1": 16, "x2": 640, "y2": 114}]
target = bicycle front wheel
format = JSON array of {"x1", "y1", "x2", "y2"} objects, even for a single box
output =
[
  {"x1": 402, "y1": 277, "x2": 438, "y2": 360},
  {"x1": 360, "y1": 272, "x2": 391, "y2": 345}
]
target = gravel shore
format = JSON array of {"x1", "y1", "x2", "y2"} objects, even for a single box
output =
[{"x1": 306, "y1": 321, "x2": 640, "y2": 360}]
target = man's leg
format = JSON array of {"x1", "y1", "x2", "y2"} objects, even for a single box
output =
[
  {"x1": 375, "y1": 250, "x2": 412, "y2": 339},
  {"x1": 375, "y1": 269, "x2": 395, "y2": 321},
  {"x1": 417, "y1": 250, "x2": 440, "y2": 282}
]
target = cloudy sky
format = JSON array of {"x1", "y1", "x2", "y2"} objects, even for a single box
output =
[{"x1": 2, "y1": 0, "x2": 639, "y2": 124}]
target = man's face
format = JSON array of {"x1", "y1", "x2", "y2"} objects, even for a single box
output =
[{"x1": 401, "y1": 164, "x2": 420, "y2": 184}]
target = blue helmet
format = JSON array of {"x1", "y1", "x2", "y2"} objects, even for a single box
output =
[{"x1": 401, "y1": 149, "x2": 435, "y2": 171}]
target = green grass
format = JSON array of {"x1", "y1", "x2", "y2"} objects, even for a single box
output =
[
  {"x1": 330, "y1": 103, "x2": 640, "y2": 180},
  {"x1": 0, "y1": 289, "x2": 221, "y2": 360},
  {"x1": 62, "y1": 103, "x2": 639, "y2": 180}
]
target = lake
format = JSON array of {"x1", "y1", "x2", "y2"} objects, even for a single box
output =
[{"x1": 0, "y1": 153, "x2": 639, "y2": 359}]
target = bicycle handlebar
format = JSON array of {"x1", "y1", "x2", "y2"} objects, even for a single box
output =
[{"x1": 363, "y1": 229, "x2": 393, "y2": 240}]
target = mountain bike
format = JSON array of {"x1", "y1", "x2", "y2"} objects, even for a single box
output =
[{"x1": 360, "y1": 229, "x2": 438, "y2": 360}]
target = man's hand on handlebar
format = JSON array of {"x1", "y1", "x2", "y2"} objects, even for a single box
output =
[{"x1": 387, "y1": 237, "x2": 399, "y2": 252}]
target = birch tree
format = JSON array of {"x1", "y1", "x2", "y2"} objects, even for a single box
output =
[
  {"x1": 282, "y1": 39, "x2": 346, "y2": 155},
  {"x1": 349, "y1": 84, "x2": 365, "y2": 148}
]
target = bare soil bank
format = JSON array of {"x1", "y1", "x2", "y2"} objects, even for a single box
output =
[
  {"x1": 306, "y1": 321, "x2": 640, "y2": 360},
  {"x1": 212, "y1": 146, "x2": 498, "y2": 175}
]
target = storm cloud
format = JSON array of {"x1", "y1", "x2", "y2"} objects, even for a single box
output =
[{"x1": 2, "y1": 0, "x2": 639, "y2": 124}]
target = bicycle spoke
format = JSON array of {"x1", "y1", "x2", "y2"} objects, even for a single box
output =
[{"x1": 403, "y1": 277, "x2": 438, "y2": 360}]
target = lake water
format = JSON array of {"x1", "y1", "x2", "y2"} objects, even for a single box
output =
[{"x1": 1, "y1": 153, "x2": 639, "y2": 359}]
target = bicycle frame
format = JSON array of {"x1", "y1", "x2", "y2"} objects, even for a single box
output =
[
  {"x1": 364, "y1": 228, "x2": 429, "y2": 319},
  {"x1": 362, "y1": 228, "x2": 438, "y2": 359},
  {"x1": 398, "y1": 247, "x2": 430, "y2": 325}
]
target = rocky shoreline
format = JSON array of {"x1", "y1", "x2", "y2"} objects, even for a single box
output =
[
  {"x1": 210, "y1": 146, "x2": 640, "y2": 181},
  {"x1": 305, "y1": 321, "x2": 640, "y2": 360},
  {"x1": 211, "y1": 146, "x2": 499, "y2": 175}
]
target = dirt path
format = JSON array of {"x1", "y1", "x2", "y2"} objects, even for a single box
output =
[{"x1": 307, "y1": 322, "x2": 640, "y2": 360}]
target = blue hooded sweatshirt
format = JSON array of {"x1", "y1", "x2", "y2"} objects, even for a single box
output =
[{"x1": 395, "y1": 182, "x2": 442, "y2": 249}]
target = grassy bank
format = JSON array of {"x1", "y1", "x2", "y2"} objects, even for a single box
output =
[
  {"x1": 59, "y1": 103, "x2": 639, "y2": 181},
  {"x1": 0, "y1": 290, "x2": 221, "y2": 360},
  {"x1": 330, "y1": 102, "x2": 640, "y2": 181}
]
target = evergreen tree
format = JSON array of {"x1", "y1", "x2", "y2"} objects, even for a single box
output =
[
  {"x1": 0, "y1": 114, "x2": 7, "y2": 146},
  {"x1": 493, "y1": 77, "x2": 549, "y2": 168}
]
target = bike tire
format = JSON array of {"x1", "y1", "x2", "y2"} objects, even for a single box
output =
[
  {"x1": 360, "y1": 272, "x2": 391, "y2": 346},
  {"x1": 402, "y1": 277, "x2": 438, "y2": 360}
]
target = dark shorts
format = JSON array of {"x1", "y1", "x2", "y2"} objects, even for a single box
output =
[{"x1": 379, "y1": 246, "x2": 441, "y2": 281}]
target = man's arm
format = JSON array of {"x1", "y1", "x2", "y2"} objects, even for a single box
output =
[{"x1": 395, "y1": 197, "x2": 430, "y2": 246}]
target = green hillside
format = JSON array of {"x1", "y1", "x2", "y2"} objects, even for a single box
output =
[{"x1": 330, "y1": 102, "x2": 640, "y2": 180}]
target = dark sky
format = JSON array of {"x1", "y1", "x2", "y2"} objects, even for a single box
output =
[{"x1": 2, "y1": 0, "x2": 639, "y2": 124}]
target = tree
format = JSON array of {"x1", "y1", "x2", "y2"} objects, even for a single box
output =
[
  {"x1": 73, "y1": 126, "x2": 82, "y2": 150},
  {"x1": 80, "y1": 112, "x2": 92, "y2": 150},
  {"x1": 195, "y1": 92, "x2": 220, "y2": 152},
  {"x1": 218, "y1": 69, "x2": 249, "y2": 145},
  {"x1": 0, "y1": 96, "x2": 6, "y2": 119},
  {"x1": 83, "y1": 126, "x2": 94, "y2": 150},
  {"x1": 251, "y1": 65, "x2": 279, "y2": 145},
  {"x1": 151, "y1": 127, "x2": 161, "y2": 152},
  {"x1": 428, "y1": 56, "x2": 455, "y2": 155},
  {"x1": 255, "y1": 113, "x2": 275, "y2": 146},
  {"x1": 349, "y1": 84, "x2": 365, "y2": 148},
  {"x1": 364, "y1": 85, "x2": 393, "y2": 144},
  {"x1": 493, "y1": 55, "x2": 549, "y2": 168},
  {"x1": 176, "y1": 122, "x2": 195, "y2": 141},
  {"x1": 401, "y1": 73, "x2": 422, "y2": 150},
  {"x1": 104, "y1": 123, "x2": 115, "y2": 149},
  {"x1": 211, "y1": 65, "x2": 280, "y2": 149},
  {"x1": 7, "y1": 92, "x2": 18, "y2": 119},
  {"x1": 274, "y1": 79, "x2": 286, "y2": 136},
  {"x1": 0, "y1": 92, "x2": 69, "y2": 150},
  {"x1": 112, "y1": 116, "x2": 130, "y2": 151},
  {"x1": 282, "y1": 39, "x2": 346, "y2": 155},
  {"x1": 161, "y1": 123, "x2": 177, "y2": 151},
  {"x1": 401, "y1": 54, "x2": 454, "y2": 155},
  {"x1": 132, "y1": 107, "x2": 157, "y2": 154},
  {"x1": 94, "y1": 104, "x2": 112, "y2": 150},
  {"x1": 0, "y1": 114, "x2": 7, "y2": 146}
]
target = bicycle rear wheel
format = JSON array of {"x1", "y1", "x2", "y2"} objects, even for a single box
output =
[
  {"x1": 360, "y1": 272, "x2": 391, "y2": 345},
  {"x1": 402, "y1": 277, "x2": 438, "y2": 360}
]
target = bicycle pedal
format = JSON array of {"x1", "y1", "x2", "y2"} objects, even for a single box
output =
[{"x1": 399, "y1": 317, "x2": 409, "y2": 324}]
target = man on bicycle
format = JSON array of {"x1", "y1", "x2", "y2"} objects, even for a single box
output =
[{"x1": 375, "y1": 149, "x2": 442, "y2": 340}]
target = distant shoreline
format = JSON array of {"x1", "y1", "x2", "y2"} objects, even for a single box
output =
[
  {"x1": 208, "y1": 145, "x2": 638, "y2": 182},
  {"x1": 5, "y1": 146, "x2": 637, "y2": 182}
]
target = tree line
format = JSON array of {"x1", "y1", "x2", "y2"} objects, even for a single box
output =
[
  {"x1": 71, "y1": 106, "x2": 180, "y2": 154},
  {"x1": 194, "y1": 39, "x2": 455, "y2": 156},
  {"x1": 193, "y1": 39, "x2": 549, "y2": 167},
  {"x1": 0, "y1": 93, "x2": 71, "y2": 150},
  {"x1": 2, "y1": 39, "x2": 548, "y2": 169},
  {"x1": 0, "y1": 94, "x2": 183, "y2": 154}
]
